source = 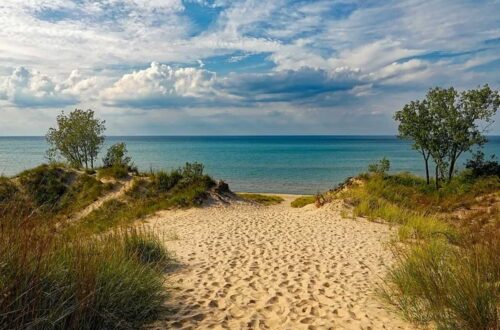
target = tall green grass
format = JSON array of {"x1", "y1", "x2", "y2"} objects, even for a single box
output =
[
  {"x1": 336, "y1": 171, "x2": 500, "y2": 329},
  {"x1": 0, "y1": 213, "x2": 170, "y2": 329},
  {"x1": 381, "y1": 240, "x2": 499, "y2": 329}
]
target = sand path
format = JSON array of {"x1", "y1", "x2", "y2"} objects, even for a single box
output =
[{"x1": 148, "y1": 195, "x2": 412, "y2": 329}]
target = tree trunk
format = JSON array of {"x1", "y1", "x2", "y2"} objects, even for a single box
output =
[
  {"x1": 421, "y1": 148, "x2": 430, "y2": 185},
  {"x1": 448, "y1": 148, "x2": 457, "y2": 182},
  {"x1": 435, "y1": 165, "x2": 439, "y2": 190},
  {"x1": 424, "y1": 156, "x2": 430, "y2": 185}
]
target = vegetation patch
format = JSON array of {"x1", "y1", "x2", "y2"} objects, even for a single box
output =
[
  {"x1": 0, "y1": 210, "x2": 170, "y2": 330},
  {"x1": 237, "y1": 193, "x2": 284, "y2": 205},
  {"x1": 290, "y1": 195, "x2": 316, "y2": 208},
  {"x1": 71, "y1": 163, "x2": 216, "y2": 236},
  {"x1": 15, "y1": 164, "x2": 113, "y2": 218},
  {"x1": 335, "y1": 171, "x2": 499, "y2": 329}
]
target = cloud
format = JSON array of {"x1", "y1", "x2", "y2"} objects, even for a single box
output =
[
  {"x1": 100, "y1": 62, "x2": 220, "y2": 108},
  {"x1": 0, "y1": 66, "x2": 96, "y2": 107},
  {"x1": 0, "y1": 0, "x2": 499, "y2": 134},
  {"x1": 220, "y1": 66, "x2": 366, "y2": 102}
]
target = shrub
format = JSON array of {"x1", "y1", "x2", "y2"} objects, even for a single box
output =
[
  {"x1": 465, "y1": 151, "x2": 500, "y2": 178},
  {"x1": 153, "y1": 170, "x2": 182, "y2": 192},
  {"x1": 368, "y1": 157, "x2": 391, "y2": 175},
  {"x1": 181, "y1": 162, "x2": 204, "y2": 181},
  {"x1": 103, "y1": 142, "x2": 131, "y2": 168}
]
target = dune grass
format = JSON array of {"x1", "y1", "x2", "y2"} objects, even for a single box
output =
[
  {"x1": 15, "y1": 164, "x2": 114, "y2": 218},
  {"x1": 0, "y1": 205, "x2": 170, "y2": 329},
  {"x1": 0, "y1": 163, "x2": 220, "y2": 329},
  {"x1": 97, "y1": 164, "x2": 130, "y2": 179},
  {"x1": 69, "y1": 165, "x2": 216, "y2": 236},
  {"x1": 335, "y1": 171, "x2": 500, "y2": 329},
  {"x1": 237, "y1": 193, "x2": 284, "y2": 205},
  {"x1": 290, "y1": 195, "x2": 316, "y2": 208}
]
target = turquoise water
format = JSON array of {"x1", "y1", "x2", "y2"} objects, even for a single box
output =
[{"x1": 1, "y1": 136, "x2": 499, "y2": 194}]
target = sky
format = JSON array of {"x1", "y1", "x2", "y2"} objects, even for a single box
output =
[{"x1": 0, "y1": 0, "x2": 499, "y2": 135}]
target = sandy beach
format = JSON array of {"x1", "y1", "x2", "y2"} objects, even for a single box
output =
[{"x1": 145, "y1": 194, "x2": 412, "y2": 329}]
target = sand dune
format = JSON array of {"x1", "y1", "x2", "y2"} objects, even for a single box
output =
[{"x1": 147, "y1": 195, "x2": 413, "y2": 329}]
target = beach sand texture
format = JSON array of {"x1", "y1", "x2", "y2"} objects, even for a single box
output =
[{"x1": 148, "y1": 195, "x2": 413, "y2": 329}]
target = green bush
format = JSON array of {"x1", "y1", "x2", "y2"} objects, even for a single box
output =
[
  {"x1": 368, "y1": 157, "x2": 391, "y2": 175},
  {"x1": 153, "y1": 170, "x2": 182, "y2": 192}
]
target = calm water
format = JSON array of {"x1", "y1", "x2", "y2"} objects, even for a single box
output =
[{"x1": 1, "y1": 136, "x2": 499, "y2": 194}]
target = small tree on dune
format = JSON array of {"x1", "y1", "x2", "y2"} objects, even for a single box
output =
[
  {"x1": 46, "y1": 109, "x2": 106, "y2": 169},
  {"x1": 395, "y1": 85, "x2": 499, "y2": 188},
  {"x1": 394, "y1": 100, "x2": 433, "y2": 184}
]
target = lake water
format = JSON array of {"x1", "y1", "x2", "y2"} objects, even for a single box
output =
[{"x1": 1, "y1": 136, "x2": 499, "y2": 194}]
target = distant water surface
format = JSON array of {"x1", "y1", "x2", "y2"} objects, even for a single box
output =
[{"x1": 1, "y1": 136, "x2": 499, "y2": 194}]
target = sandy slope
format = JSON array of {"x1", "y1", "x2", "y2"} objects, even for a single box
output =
[{"x1": 147, "y1": 195, "x2": 413, "y2": 329}]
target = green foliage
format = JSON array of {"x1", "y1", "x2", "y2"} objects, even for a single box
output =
[
  {"x1": 395, "y1": 85, "x2": 500, "y2": 185},
  {"x1": 18, "y1": 164, "x2": 71, "y2": 208},
  {"x1": 46, "y1": 109, "x2": 106, "y2": 169},
  {"x1": 102, "y1": 142, "x2": 131, "y2": 168},
  {"x1": 465, "y1": 151, "x2": 500, "y2": 177},
  {"x1": 73, "y1": 165, "x2": 216, "y2": 236},
  {"x1": 97, "y1": 164, "x2": 129, "y2": 179},
  {"x1": 380, "y1": 240, "x2": 499, "y2": 330},
  {"x1": 0, "y1": 176, "x2": 18, "y2": 203},
  {"x1": 0, "y1": 210, "x2": 169, "y2": 329},
  {"x1": 124, "y1": 228, "x2": 173, "y2": 268},
  {"x1": 153, "y1": 169, "x2": 183, "y2": 192},
  {"x1": 237, "y1": 193, "x2": 284, "y2": 205},
  {"x1": 291, "y1": 195, "x2": 316, "y2": 208},
  {"x1": 339, "y1": 172, "x2": 500, "y2": 329},
  {"x1": 17, "y1": 164, "x2": 112, "y2": 216},
  {"x1": 368, "y1": 157, "x2": 391, "y2": 175}
]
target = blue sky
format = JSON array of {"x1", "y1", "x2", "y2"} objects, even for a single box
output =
[{"x1": 0, "y1": 0, "x2": 499, "y2": 135}]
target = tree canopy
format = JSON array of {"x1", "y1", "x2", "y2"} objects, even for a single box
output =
[
  {"x1": 46, "y1": 109, "x2": 106, "y2": 169},
  {"x1": 394, "y1": 85, "x2": 499, "y2": 187}
]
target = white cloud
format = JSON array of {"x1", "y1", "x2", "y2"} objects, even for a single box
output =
[
  {"x1": 101, "y1": 62, "x2": 220, "y2": 107},
  {"x1": 0, "y1": 66, "x2": 96, "y2": 107}
]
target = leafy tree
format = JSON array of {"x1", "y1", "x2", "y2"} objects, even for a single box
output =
[
  {"x1": 394, "y1": 100, "x2": 433, "y2": 184},
  {"x1": 103, "y1": 143, "x2": 131, "y2": 168},
  {"x1": 46, "y1": 109, "x2": 105, "y2": 169},
  {"x1": 395, "y1": 85, "x2": 499, "y2": 187}
]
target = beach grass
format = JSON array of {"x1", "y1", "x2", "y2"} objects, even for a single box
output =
[
  {"x1": 237, "y1": 193, "x2": 284, "y2": 205},
  {"x1": 333, "y1": 171, "x2": 500, "y2": 329},
  {"x1": 290, "y1": 195, "x2": 316, "y2": 208},
  {"x1": 0, "y1": 203, "x2": 169, "y2": 329}
]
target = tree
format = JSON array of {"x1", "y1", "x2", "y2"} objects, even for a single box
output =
[
  {"x1": 103, "y1": 143, "x2": 131, "y2": 168},
  {"x1": 395, "y1": 85, "x2": 499, "y2": 187},
  {"x1": 46, "y1": 109, "x2": 105, "y2": 169},
  {"x1": 394, "y1": 100, "x2": 433, "y2": 184}
]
